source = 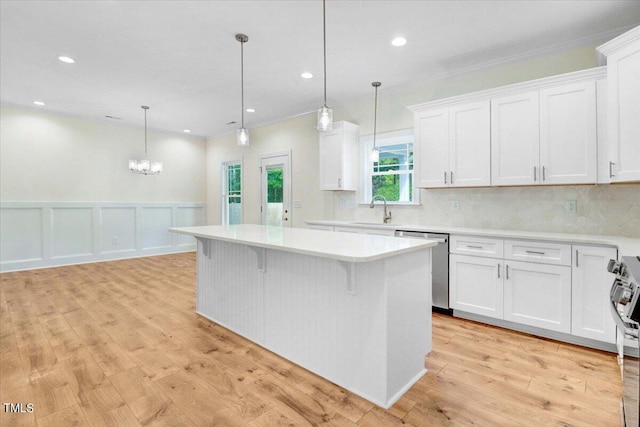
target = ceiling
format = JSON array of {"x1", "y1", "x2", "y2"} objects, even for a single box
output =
[{"x1": 1, "y1": 1, "x2": 639, "y2": 139}]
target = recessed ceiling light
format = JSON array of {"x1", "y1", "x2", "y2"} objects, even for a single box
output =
[
  {"x1": 246, "y1": 108, "x2": 255, "y2": 113},
  {"x1": 58, "y1": 56, "x2": 76, "y2": 64},
  {"x1": 33, "y1": 101, "x2": 45, "y2": 106},
  {"x1": 301, "y1": 72, "x2": 313, "y2": 79},
  {"x1": 391, "y1": 37, "x2": 407, "y2": 47},
  {"x1": 183, "y1": 129, "x2": 192, "y2": 133}
]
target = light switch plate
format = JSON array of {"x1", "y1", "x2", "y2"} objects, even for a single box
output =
[{"x1": 452, "y1": 200, "x2": 460, "y2": 210}]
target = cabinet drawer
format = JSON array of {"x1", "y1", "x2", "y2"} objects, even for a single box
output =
[
  {"x1": 450, "y1": 235, "x2": 503, "y2": 258},
  {"x1": 504, "y1": 240, "x2": 571, "y2": 266}
]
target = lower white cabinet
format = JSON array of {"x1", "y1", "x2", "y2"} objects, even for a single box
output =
[
  {"x1": 572, "y1": 245, "x2": 618, "y2": 343},
  {"x1": 503, "y1": 260, "x2": 572, "y2": 333},
  {"x1": 450, "y1": 254, "x2": 503, "y2": 319},
  {"x1": 450, "y1": 234, "x2": 617, "y2": 347}
]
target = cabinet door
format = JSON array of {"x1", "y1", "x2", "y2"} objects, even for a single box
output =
[
  {"x1": 491, "y1": 91, "x2": 540, "y2": 186},
  {"x1": 572, "y1": 245, "x2": 617, "y2": 343},
  {"x1": 449, "y1": 101, "x2": 491, "y2": 187},
  {"x1": 608, "y1": 42, "x2": 640, "y2": 182},
  {"x1": 540, "y1": 81, "x2": 597, "y2": 185},
  {"x1": 450, "y1": 254, "x2": 503, "y2": 319},
  {"x1": 414, "y1": 108, "x2": 449, "y2": 188},
  {"x1": 504, "y1": 261, "x2": 571, "y2": 333},
  {"x1": 319, "y1": 129, "x2": 344, "y2": 190},
  {"x1": 319, "y1": 122, "x2": 358, "y2": 191}
]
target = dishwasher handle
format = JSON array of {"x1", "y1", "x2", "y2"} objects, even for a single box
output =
[{"x1": 395, "y1": 230, "x2": 447, "y2": 243}]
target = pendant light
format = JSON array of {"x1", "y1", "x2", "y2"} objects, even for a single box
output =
[
  {"x1": 370, "y1": 82, "x2": 381, "y2": 163},
  {"x1": 317, "y1": 0, "x2": 333, "y2": 131},
  {"x1": 236, "y1": 33, "x2": 250, "y2": 146},
  {"x1": 129, "y1": 106, "x2": 163, "y2": 175}
]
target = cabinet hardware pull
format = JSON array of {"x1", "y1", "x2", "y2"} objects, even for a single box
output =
[
  {"x1": 576, "y1": 250, "x2": 579, "y2": 267},
  {"x1": 444, "y1": 171, "x2": 447, "y2": 184},
  {"x1": 338, "y1": 178, "x2": 341, "y2": 188},
  {"x1": 542, "y1": 166, "x2": 546, "y2": 181},
  {"x1": 466, "y1": 245, "x2": 483, "y2": 249},
  {"x1": 533, "y1": 166, "x2": 537, "y2": 182},
  {"x1": 450, "y1": 171, "x2": 454, "y2": 184},
  {"x1": 506, "y1": 265, "x2": 509, "y2": 280},
  {"x1": 498, "y1": 263, "x2": 501, "y2": 279},
  {"x1": 525, "y1": 250, "x2": 546, "y2": 255},
  {"x1": 609, "y1": 161, "x2": 615, "y2": 178}
]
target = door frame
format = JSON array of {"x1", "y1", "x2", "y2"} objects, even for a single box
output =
[
  {"x1": 221, "y1": 157, "x2": 243, "y2": 225},
  {"x1": 260, "y1": 150, "x2": 292, "y2": 227}
]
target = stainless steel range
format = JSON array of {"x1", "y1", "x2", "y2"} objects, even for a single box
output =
[{"x1": 609, "y1": 256, "x2": 640, "y2": 427}]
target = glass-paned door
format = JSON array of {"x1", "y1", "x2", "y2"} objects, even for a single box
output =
[
  {"x1": 222, "y1": 160, "x2": 242, "y2": 225},
  {"x1": 260, "y1": 153, "x2": 291, "y2": 227}
]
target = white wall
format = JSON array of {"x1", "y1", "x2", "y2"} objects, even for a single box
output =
[
  {"x1": 206, "y1": 113, "x2": 327, "y2": 228},
  {"x1": 206, "y1": 44, "x2": 640, "y2": 238},
  {"x1": 0, "y1": 106, "x2": 206, "y2": 202},
  {"x1": 0, "y1": 106, "x2": 207, "y2": 271}
]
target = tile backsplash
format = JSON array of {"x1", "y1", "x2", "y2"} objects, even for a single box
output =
[{"x1": 332, "y1": 184, "x2": 640, "y2": 238}]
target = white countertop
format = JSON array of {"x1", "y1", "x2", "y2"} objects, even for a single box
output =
[
  {"x1": 169, "y1": 224, "x2": 437, "y2": 263},
  {"x1": 306, "y1": 220, "x2": 640, "y2": 257}
]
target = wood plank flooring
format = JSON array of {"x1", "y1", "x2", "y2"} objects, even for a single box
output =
[{"x1": 0, "y1": 253, "x2": 622, "y2": 426}]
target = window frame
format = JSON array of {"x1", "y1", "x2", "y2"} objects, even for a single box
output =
[
  {"x1": 358, "y1": 128, "x2": 420, "y2": 206},
  {"x1": 221, "y1": 158, "x2": 243, "y2": 225}
]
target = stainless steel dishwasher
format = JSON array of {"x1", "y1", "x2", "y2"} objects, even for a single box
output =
[{"x1": 395, "y1": 230, "x2": 451, "y2": 315}]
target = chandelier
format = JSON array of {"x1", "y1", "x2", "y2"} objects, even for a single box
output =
[{"x1": 129, "y1": 105, "x2": 163, "y2": 175}]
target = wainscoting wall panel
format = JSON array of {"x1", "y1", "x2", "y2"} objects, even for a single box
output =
[{"x1": 0, "y1": 202, "x2": 206, "y2": 272}]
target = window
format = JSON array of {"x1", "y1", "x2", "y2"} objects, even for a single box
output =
[
  {"x1": 222, "y1": 160, "x2": 242, "y2": 225},
  {"x1": 360, "y1": 129, "x2": 418, "y2": 205}
]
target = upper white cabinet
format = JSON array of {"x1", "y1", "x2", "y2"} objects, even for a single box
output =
[
  {"x1": 491, "y1": 91, "x2": 540, "y2": 186},
  {"x1": 413, "y1": 100, "x2": 490, "y2": 188},
  {"x1": 319, "y1": 121, "x2": 359, "y2": 191},
  {"x1": 410, "y1": 68, "x2": 605, "y2": 188},
  {"x1": 492, "y1": 81, "x2": 597, "y2": 186},
  {"x1": 598, "y1": 25, "x2": 640, "y2": 183},
  {"x1": 539, "y1": 81, "x2": 597, "y2": 185}
]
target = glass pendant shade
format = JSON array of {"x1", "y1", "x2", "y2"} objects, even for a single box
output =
[
  {"x1": 370, "y1": 147, "x2": 379, "y2": 163},
  {"x1": 317, "y1": 106, "x2": 333, "y2": 131},
  {"x1": 237, "y1": 127, "x2": 250, "y2": 146}
]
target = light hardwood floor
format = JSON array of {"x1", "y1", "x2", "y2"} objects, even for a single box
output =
[{"x1": 0, "y1": 253, "x2": 622, "y2": 426}]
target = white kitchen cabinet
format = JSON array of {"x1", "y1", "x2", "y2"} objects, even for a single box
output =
[
  {"x1": 571, "y1": 245, "x2": 618, "y2": 344},
  {"x1": 450, "y1": 254, "x2": 503, "y2": 319},
  {"x1": 319, "y1": 121, "x2": 359, "y2": 191},
  {"x1": 414, "y1": 108, "x2": 449, "y2": 188},
  {"x1": 539, "y1": 81, "x2": 597, "y2": 185},
  {"x1": 503, "y1": 260, "x2": 571, "y2": 333},
  {"x1": 598, "y1": 26, "x2": 640, "y2": 183},
  {"x1": 491, "y1": 91, "x2": 540, "y2": 186},
  {"x1": 413, "y1": 101, "x2": 490, "y2": 188},
  {"x1": 491, "y1": 81, "x2": 598, "y2": 186}
]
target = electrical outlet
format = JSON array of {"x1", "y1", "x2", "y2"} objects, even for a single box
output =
[
  {"x1": 293, "y1": 200, "x2": 302, "y2": 208},
  {"x1": 565, "y1": 200, "x2": 577, "y2": 214},
  {"x1": 112, "y1": 237, "x2": 119, "y2": 244},
  {"x1": 452, "y1": 200, "x2": 460, "y2": 210}
]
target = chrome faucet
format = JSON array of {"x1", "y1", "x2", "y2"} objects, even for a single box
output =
[{"x1": 370, "y1": 195, "x2": 392, "y2": 224}]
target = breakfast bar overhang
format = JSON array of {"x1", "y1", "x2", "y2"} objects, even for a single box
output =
[{"x1": 169, "y1": 224, "x2": 436, "y2": 408}]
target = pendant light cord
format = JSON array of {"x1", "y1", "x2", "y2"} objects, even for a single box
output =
[
  {"x1": 373, "y1": 85, "x2": 378, "y2": 149},
  {"x1": 241, "y1": 39, "x2": 245, "y2": 128},
  {"x1": 143, "y1": 106, "x2": 149, "y2": 155},
  {"x1": 323, "y1": 0, "x2": 327, "y2": 107}
]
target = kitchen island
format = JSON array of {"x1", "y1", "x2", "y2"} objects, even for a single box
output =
[{"x1": 169, "y1": 224, "x2": 436, "y2": 408}]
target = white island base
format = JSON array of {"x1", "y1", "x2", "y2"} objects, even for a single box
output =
[{"x1": 172, "y1": 225, "x2": 433, "y2": 409}]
